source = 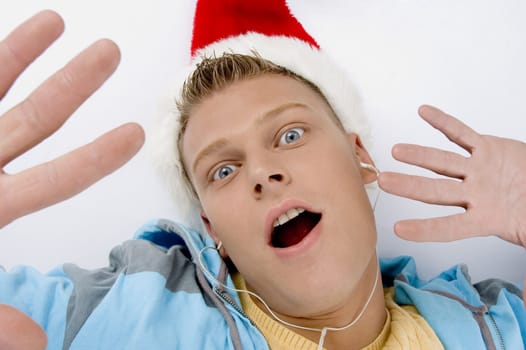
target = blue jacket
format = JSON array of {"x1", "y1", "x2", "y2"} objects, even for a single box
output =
[{"x1": 0, "y1": 219, "x2": 524, "y2": 349}]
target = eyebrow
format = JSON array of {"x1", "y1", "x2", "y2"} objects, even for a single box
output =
[
  {"x1": 255, "y1": 102, "x2": 308, "y2": 126},
  {"x1": 192, "y1": 102, "x2": 308, "y2": 173}
]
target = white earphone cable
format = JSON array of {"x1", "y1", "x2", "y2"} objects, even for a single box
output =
[{"x1": 198, "y1": 246, "x2": 380, "y2": 350}]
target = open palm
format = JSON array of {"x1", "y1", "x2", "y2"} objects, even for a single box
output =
[{"x1": 0, "y1": 10, "x2": 144, "y2": 229}]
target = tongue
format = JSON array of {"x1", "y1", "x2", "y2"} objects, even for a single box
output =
[{"x1": 271, "y1": 212, "x2": 319, "y2": 248}]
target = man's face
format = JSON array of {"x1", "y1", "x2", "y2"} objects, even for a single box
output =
[{"x1": 182, "y1": 74, "x2": 377, "y2": 317}]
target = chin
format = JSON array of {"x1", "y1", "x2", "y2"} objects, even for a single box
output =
[{"x1": 269, "y1": 253, "x2": 373, "y2": 316}]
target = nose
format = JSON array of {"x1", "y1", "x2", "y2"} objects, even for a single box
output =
[{"x1": 250, "y1": 159, "x2": 290, "y2": 198}]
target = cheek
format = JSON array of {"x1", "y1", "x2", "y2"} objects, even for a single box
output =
[
  {"x1": 302, "y1": 140, "x2": 362, "y2": 189},
  {"x1": 312, "y1": 141, "x2": 376, "y2": 233},
  {"x1": 200, "y1": 189, "x2": 270, "y2": 275},
  {"x1": 201, "y1": 187, "x2": 252, "y2": 242},
  {"x1": 203, "y1": 197, "x2": 231, "y2": 232}
]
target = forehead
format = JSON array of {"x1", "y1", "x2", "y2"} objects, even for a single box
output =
[{"x1": 181, "y1": 74, "x2": 336, "y2": 172}]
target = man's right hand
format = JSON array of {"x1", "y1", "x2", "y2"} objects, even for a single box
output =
[{"x1": 0, "y1": 10, "x2": 145, "y2": 228}]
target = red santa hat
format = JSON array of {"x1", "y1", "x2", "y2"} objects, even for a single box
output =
[{"x1": 153, "y1": 0, "x2": 372, "y2": 232}]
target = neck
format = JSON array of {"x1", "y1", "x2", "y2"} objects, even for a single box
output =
[{"x1": 253, "y1": 255, "x2": 386, "y2": 350}]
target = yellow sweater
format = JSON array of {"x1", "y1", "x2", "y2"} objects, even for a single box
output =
[{"x1": 233, "y1": 275, "x2": 444, "y2": 350}]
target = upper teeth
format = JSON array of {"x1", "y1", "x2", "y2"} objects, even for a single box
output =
[{"x1": 273, "y1": 208, "x2": 305, "y2": 227}]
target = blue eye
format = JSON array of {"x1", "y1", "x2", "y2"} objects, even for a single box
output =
[
  {"x1": 279, "y1": 127, "x2": 304, "y2": 145},
  {"x1": 212, "y1": 165, "x2": 237, "y2": 181}
]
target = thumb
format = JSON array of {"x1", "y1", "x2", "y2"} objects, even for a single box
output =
[{"x1": 0, "y1": 304, "x2": 47, "y2": 349}]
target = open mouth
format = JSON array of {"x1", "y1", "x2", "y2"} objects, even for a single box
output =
[{"x1": 270, "y1": 208, "x2": 322, "y2": 248}]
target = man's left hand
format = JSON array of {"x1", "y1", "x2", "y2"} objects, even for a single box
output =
[{"x1": 378, "y1": 105, "x2": 526, "y2": 247}]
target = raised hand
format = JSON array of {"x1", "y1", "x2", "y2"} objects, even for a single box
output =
[
  {"x1": 0, "y1": 10, "x2": 145, "y2": 228},
  {"x1": 378, "y1": 105, "x2": 526, "y2": 248}
]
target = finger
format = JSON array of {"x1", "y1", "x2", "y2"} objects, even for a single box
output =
[
  {"x1": 392, "y1": 143, "x2": 468, "y2": 179},
  {"x1": 0, "y1": 304, "x2": 47, "y2": 350},
  {"x1": 0, "y1": 38, "x2": 121, "y2": 167},
  {"x1": 0, "y1": 10, "x2": 64, "y2": 100},
  {"x1": 0, "y1": 123, "x2": 144, "y2": 228},
  {"x1": 393, "y1": 212, "x2": 480, "y2": 242},
  {"x1": 418, "y1": 105, "x2": 481, "y2": 154},
  {"x1": 378, "y1": 172, "x2": 465, "y2": 206}
]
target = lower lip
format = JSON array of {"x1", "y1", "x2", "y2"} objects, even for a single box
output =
[{"x1": 272, "y1": 218, "x2": 322, "y2": 259}]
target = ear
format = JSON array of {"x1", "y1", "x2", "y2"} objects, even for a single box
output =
[
  {"x1": 201, "y1": 211, "x2": 228, "y2": 258},
  {"x1": 346, "y1": 133, "x2": 378, "y2": 184}
]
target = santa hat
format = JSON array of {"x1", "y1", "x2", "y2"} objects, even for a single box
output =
[{"x1": 152, "y1": 0, "x2": 372, "y2": 233}]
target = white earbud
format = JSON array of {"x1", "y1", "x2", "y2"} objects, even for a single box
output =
[
  {"x1": 359, "y1": 162, "x2": 380, "y2": 177},
  {"x1": 360, "y1": 162, "x2": 381, "y2": 210}
]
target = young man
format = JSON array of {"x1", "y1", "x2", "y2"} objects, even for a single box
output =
[{"x1": 0, "y1": 3, "x2": 524, "y2": 350}]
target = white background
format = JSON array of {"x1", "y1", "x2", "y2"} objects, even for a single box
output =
[{"x1": 0, "y1": 0, "x2": 524, "y2": 283}]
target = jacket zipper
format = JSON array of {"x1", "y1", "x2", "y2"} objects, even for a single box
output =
[
  {"x1": 215, "y1": 287, "x2": 260, "y2": 330},
  {"x1": 486, "y1": 311, "x2": 505, "y2": 350},
  {"x1": 426, "y1": 288, "x2": 506, "y2": 350}
]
